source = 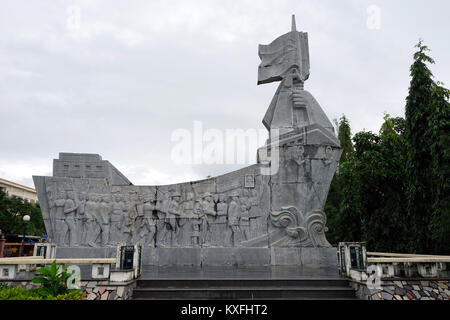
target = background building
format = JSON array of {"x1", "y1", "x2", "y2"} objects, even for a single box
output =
[{"x1": 0, "y1": 177, "x2": 38, "y2": 203}]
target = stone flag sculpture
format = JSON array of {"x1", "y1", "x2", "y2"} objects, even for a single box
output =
[
  {"x1": 33, "y1": 16, "x2": 342, "y2": 267},
  {"x1": 258, "y1": 15, "x2": 310, "y2": 85}
]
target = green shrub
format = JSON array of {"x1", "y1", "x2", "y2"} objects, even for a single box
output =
[
  {"x1": 31, "y1": 260, "x2": 72, "y2": 297},
  {"x1": 0, "y1": 260, "x2": 84, "y2": 300},
  {"x1": 0, "y1": 285, "x2": 42, "y2": 300},
  {"x1": 50, "y1": 290, "x2": 83, "y2": 300},
  {"x1": 0, "y1": 284, "x2": 82, "y2": 300}
]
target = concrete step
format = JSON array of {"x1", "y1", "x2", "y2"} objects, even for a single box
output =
[
  {"x1": 136, "y1": 278, "x2": 350, "y2": 288},
  {"x1": 132, "y1": 297, "x2": 358, "y2": 300},
  {"x1": 132, "y1": 279, "x2": 356, "y2": 300}
]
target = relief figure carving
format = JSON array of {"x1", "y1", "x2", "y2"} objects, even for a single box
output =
[
  {"x1": 83, "y1": 194, "x2": 98, "y2": 247},
  {"x1": 201, "y1": 192, "x2": 217, "y2": 247},
  {"x1": 54, "y1": 191, "x2": 67, "y2": 245},
  {"x1": 166, "y1": 192, "x2": 182, "y2": 246},
  {"x1": 76, "y1": 192, "x2": 87, "y2": 246},
  {"x1": 177, "y1": 192, "x2": 194, "y2": 246},
  {"x1": 98, "y1": 194, "x2": 111, "y2": 246},
  {"x1": 139, "y1": 193, "x2": 156, "y2": 247},
  {"x1": 63, "y1": 191, "x2": 78, "y2": 246},
  {"x1": 213, "y1": 194, "x2": 229, "y2": 246},
  {"x1": 227, "y1": 193, "x2": 243, "y2": 247},
  {"x1": 46, "y1": 186, "x2": 56, "y2": 241},
  {"x1": 191, "y1": 200, "x2": 203, "y2": 247}
]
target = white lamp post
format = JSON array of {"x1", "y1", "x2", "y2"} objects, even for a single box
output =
[
  {"x1": 21, "y1": 214, "x2": 30, "y2": 256},
  {"x1": 22, "y1": 215, "x2": 30, "y2": 241}
]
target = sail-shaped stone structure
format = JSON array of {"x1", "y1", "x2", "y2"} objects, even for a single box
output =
[{"x1": 33, "y1": 16, "x2": 341, "y2": 268}]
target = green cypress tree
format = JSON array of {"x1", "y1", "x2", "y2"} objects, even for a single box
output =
[
  {"x1": 337, "y1": 115, "x2": 354, "y2": 164},
  {"x1": 428, "y1": 82, "x2": 450, "y2": 254},
  {"x1": 405, "y1": 41, "x2": 450, "y2": 254}
]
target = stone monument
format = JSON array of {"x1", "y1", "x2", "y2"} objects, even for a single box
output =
[{"x1": 33, "y1": 16, "x2": 342, "y2": 268}]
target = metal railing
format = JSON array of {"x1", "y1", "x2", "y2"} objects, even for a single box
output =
[
  {"x1": 0, "y1": 243, "x2": 142, "y2": 282},
  {"x1": 339, "y1": 243, "x2": 450, "y2": 279},
  {"x1": 0, "y1": 258, "x2": 116, "y2": 265},
  {"x1": 1, "y1": 243, "x2": 35, "y2": 257},
  {"x1": 367, "y1": 251, "x2": 450, "y2": 258}
]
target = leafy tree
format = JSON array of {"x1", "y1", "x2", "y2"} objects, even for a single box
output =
[
  {"x1": 325, "y1": 115, "x2": 354, "y2": 245},
  {"x1": 0, "y1": 188, "x2": 45, "y2": 238},
  {"x1": 428, "y1": 82, "x2": 450, "y2": 254},
  {"x1": 326, "y1": 114, "x2": 409, "y2": 252},
  {"x1": 336, "y1": 115, "x2": 409, "y2": 252},
  {"x1": 325, "y1": 41, "x2": 449, "y2": 255},
  {"x1": 405, "y1": 41, "x2": 450, "y2": 254}
]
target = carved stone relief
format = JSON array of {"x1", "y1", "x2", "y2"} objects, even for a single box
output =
[{"x1": 33, "y1": 18, "x2": 342, "y2": 251}]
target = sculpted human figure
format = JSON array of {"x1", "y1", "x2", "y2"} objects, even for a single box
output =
[
  {"x1": 64, "y1": 191, "x2": 78, "y2": 246},
  {"x1": 83, "y1": 194, "x2": 98, "y2": 247},
  {"x1": 217, "y1": 194, "x2": 228, "y2": 217},
  {"x1": 121, "y1": 209, "x2": 135, "y2": 245},
  {"x1": 295, "y1": 145, "x2": 309, "y2": 176},
  {"x1": 54, "y1": 191, "x2": 67, "y2": 245},
  {"x1": 245, "y1": 188, "x2": 263, "y2": 240},
  {"x1": 280, "y1": 145, "x2": 306, "y2": 182},
  {"x1": 323, "y1": 146, "x2": 333, "y2": 165},
  {"x1": 191, "y1": 200, "x2": 203, "y2": 247},
  {"x1": 166, "y1": 192, "x2": 182, "y2": 246},
  {"x1": 293, "y1": 145, "x2": 305, "y2": 164},
  {"x1": 110, "y1": 194, "x2": 124, "y2": 245},
  {"x1": 215, "y1": 194, "x2": 229, "y2": 246},
  {"x1": 92, "y1": 194, "x2": 103, "y2": 244},
  {"x1": 46, "y1": 186, "x2": 56, "y2": 241},
  {"x1": 98, "y1": 194, "x2": 111, "y2": 246},
  {"x1": 135, "y1": 193, "x2": 144, "y2": 229},
  {"x1": 121, "y1": 195, "x2": 138, "y2": 244},
  {"x1": 227, "y1": 193, "x2": 243, "y2": 246},
  {"x1": 177, "y1": 192, "x2": 194, "y2": 246},
  {"x1": 76, "y1": 192, "x2": 87, "y2": 245},
  {"x1": 128, "y1": 196, "x2": 137, "y2": 220},
  {"x1": 140, "y1": 193, "x2": 156, "y2": 247},
  {"x1": 202, "y1": 192, "x2": 217, "y2": 246},
  {"x1": 155, "y1": 191, "x2": 170, "y2": 247},
  {"x1": 239, "y1": 195, "x2": 250, "y2": 241}
]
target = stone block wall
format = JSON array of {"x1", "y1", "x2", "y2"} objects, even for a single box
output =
[
  {"x1": 352, "y1": 279, "x2": 450, "y2": 300},
  {"x1": 81, "y1": 280, "x2": 136, "y2": 300}
]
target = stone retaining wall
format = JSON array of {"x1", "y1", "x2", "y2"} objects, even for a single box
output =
[
  {"x1": 2, "y1": 280, "x2": 136, "y2": 300},
  {"x1": 81, "y1": 280, "x2": 136, "y2": 300},
  {"x1": 352, "y1": 279, "x2": 450, "y2": 300}
]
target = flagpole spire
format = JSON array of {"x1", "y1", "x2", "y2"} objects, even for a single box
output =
[{"x1": 291, "y1": 14, "x2": 297, "y2": 32}]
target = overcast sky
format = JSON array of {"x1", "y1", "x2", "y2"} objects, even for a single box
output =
[{"x1": 1, "y1": 0, "x2": 449, "y2": 188}]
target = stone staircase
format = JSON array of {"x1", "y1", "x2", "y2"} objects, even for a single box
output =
[{"x1": 132, "y1": 278, "x2": 356, "y2": 300}]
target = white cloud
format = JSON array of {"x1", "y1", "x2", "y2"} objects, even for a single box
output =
[{"x1": 0, "y1": 160, "x2": 52, "y2": 188}]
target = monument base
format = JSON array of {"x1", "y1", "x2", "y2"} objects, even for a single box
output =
[{"x1": 55, "y1": 247, "x2": 337, "y2": 269}]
